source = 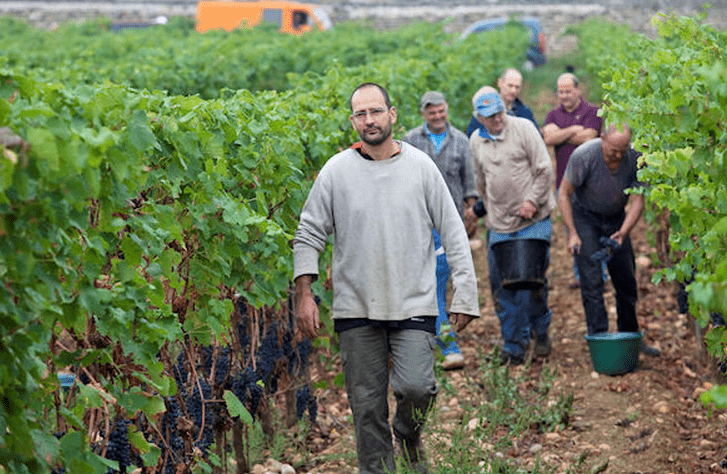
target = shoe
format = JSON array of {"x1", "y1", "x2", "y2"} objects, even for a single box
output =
[
  {"x1": 498, "y1": 351, "x2": 524, "y2": 366},
  {"x1": 442, "y1": 353, "x2": 465, "y2": 370},
  {"x1": 394, "y1": 431, "x2": 429, "y2": 474},
  {"x1": 640, "y1": 341, "x2": 661, "y2": 357},
  {"x1": 534, "y1": 334, "x2": 552, "y2": 357}
]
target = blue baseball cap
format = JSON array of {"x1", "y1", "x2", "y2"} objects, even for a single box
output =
[{"x1": 474, "y1": 92, "x2": 505, "y2": 118}]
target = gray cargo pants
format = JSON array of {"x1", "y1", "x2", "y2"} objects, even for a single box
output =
[{"x1": 338, "y1": 325, "x2": 438, "y2": 474}]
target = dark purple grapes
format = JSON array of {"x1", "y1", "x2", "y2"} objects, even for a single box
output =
[
  {"x1": 295, "y1": 385, "x2": 310, "y2": 420},
  {"x1": 105, "y1": 418, "x2": 130, "y2": 473},
  {"x1": 295, "y1": 385, "x2": 317, "y2": 423},
  {"x1": 599, "y1": 236, "x2": 621, "y2": 250},
  {"x1": 590, "y1": 248, "x2": 611, "y2": 263}
]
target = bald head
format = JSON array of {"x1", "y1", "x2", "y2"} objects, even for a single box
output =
[
  {"x1": 501, "y1": 68, "x2": 522, "y2": 82},
  {"x1": 557, "y1": 72, "x2": 578, "y2": 89},
  {"x1": 601, "y1": 123, "x2": 632, "y2": 170},
  {"x1": 603, "y1": 122, "x2": 631, "y2": 141},
  {"x1": 498, "y1": 68, "x2": 523, "y2": 108}
]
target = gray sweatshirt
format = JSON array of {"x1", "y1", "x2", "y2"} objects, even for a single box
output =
[{"x1": 293, "y1": 142, "x2": 480, "y2": 321}]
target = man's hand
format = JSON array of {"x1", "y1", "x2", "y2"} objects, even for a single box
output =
[
  {"x1": 449, "y1": 313, "x2": 475, "y2": 332},
  {"x1": 464, "y1": 206, "x2": 477, "y2": 223},
  {"x1": 566, "y1": 125, "x2": 585, "y2": 144},
  {"x1": 517, "y1": 200, "x2": 537, "y2": 220},
  {"x1": 609, "y1": 229, "x2": 627, "y2": 247},
  {"x1": 464, "y1": 213, "x2": 478, "y2": 237},
  {"x1": 567, "y1": 232, "x2": 582, "y2": 256},
  {"x1": 295, "y1": 293, "x2": 319, "y2": 340},
  {"x1": 294, "y1": 275, "x2": 320, "y2": 340}
]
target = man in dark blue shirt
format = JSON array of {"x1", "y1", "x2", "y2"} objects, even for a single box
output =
[{"x1": 466, "y1": 68, "x2": 538, "y2": 138}]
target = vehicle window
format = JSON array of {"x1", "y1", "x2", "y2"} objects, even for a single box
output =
[
  {"x1": 292, "y1": 10, "x2": 308, "y2": 29},
  {"x1": 262, "y1": 8, "x2": 283, "y2": 27}
]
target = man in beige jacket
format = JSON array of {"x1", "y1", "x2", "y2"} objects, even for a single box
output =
[{"x1": 466, "y1": 87, "x2": 556, "y2": 365}]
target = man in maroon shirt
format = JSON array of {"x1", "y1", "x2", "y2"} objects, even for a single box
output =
[
  {"x1": 543, "y1": 72, "x2": 603, "y2": 288},
  {"x1": 543, "y1": 73, "x2": 603, "y2": 189}
]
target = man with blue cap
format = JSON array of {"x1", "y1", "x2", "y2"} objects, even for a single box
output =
[{"x1": 466, "y1": 87, "x2": 556, "y2": 365}]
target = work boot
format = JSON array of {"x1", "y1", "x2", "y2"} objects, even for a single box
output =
[
  {"x1": 498, "y1": 350, "x2": 524, "y2": 367},
  {"x1": 534, "y1": 333, "x2": 552, "y2": 357},
  {"x1": 394, "y1": 431, "x2": 429, "y2": 474},
  {"x1": 640, "y1": 340, "x2": 661, "y2": 357}
]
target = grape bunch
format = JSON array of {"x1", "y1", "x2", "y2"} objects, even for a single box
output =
[
  {"x1": 286, "y1": 337, "x2": 312, "y2": 378},
  {"x1": 599, "y1": 236, "x2": 621, "y2": 250},
  {"x1": 173, "y1": 350, "x2": 189, "y2": 398},
  {"x1": 236, "y1": 298, "x2": 251, "y2": 357},
  {"x1": 161, "y1": 398, "x2": 183, "y2": 452},
  {"x1": 295, "y1": 385, "x2": 318, "y2": 423},
  {"x1": 104, "y1": 418, "x2": 130, "y2": 473},
  {"x1": 158, "y1": 398, "x2": 183, "y2": 474},
  {"x1": 230, "y1": 368, "x2": 252, "y2": 407},
  {"x1": 256, "y1": 321, "x2": 284, "y2": 392},
  {"x1": 248, "y1": 375, "x2": 265, "y2": 416},
  {"x1": 202, "y1": 345, "x2": 231, "y2": 386},
  {"x1": 590, "y1": 236, "x2": 622, "y2": 264},
  {"x1": 186, "y1": 376, "x2": 214, "y2": 452}
]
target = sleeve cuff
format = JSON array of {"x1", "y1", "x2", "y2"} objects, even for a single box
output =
[{"x1": 293, "y1": 245, "x2": 321, "y2": 281}]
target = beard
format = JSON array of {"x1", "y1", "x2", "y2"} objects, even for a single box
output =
[{"x1": 358, "y1": 120, "x2": 393, "y2": 146}]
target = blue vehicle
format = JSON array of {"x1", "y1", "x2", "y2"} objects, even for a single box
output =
[{"x1": 459, "y1": 17, "x2": 547, "y2": 70}]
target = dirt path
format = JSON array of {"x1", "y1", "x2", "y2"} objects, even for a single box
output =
[{"x1": 300, "y1": 214, "x2": 727, "y2": 474}]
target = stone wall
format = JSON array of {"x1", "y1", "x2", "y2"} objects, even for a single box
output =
[{"x1": 1, "y1": 1, "x2": 725, "y2": 57}]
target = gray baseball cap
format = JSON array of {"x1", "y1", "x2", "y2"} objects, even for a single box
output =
[{"x1": 420, "y1": 91, "x2": 447, "y2": 109}]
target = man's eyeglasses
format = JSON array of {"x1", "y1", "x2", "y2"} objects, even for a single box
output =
[{"x1": 352, "y1": 108, "x2": 389, "y2": 122}]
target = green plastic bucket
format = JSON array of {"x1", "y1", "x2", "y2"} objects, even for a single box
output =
[{"x1": 584, "y1": 332, "x2": 642, "y2": 375}]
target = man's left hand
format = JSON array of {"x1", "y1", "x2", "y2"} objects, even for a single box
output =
[{"x1": 449, "y1": 313, "x2": 475, "y2": 332}]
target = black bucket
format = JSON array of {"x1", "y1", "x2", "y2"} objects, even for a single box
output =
[{"x1": 491, "y1": 238, "x2": 549, "y2": 290}]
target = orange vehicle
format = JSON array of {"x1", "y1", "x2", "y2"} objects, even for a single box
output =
[{"x1": 195, "y1": 1, "x2": 333, "y2": 34}]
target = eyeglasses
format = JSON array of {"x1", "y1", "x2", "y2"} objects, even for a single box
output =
[{"x1": 352, "y1": 108, "x2": 389, "y2": 122}]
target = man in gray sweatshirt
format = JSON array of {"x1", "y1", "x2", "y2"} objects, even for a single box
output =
[{"x1": 293, "y1": 83, "x2": 480, "y2": 474}]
